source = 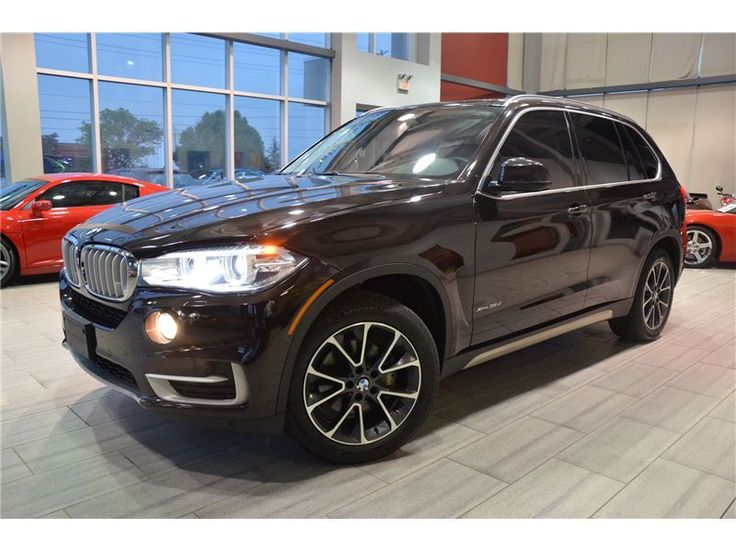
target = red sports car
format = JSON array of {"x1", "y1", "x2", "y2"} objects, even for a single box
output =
[
  {"x1": 685, "y1": 203, "x2": 736, "y2": 267},
  {"x1": 1, "y1": 173, "x2": 169, "y2": 285}
]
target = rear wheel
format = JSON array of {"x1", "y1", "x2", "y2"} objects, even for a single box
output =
[
  {"x1": 685, "y1": 226, "x2": 717, "y2": 268},
  {"x1": 286, "y1": 290, "x2": 439, "y2": 463},
  {"x1": 0, "y1": 237, "x2": 18, "y2": 287},
  {"x1": 609, "y1": 249, "x2": 674, "y2": 342}
]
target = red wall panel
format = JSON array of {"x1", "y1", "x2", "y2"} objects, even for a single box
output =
[{"x1": 441, "y1": 33, "x2": 509, "y2": 101}]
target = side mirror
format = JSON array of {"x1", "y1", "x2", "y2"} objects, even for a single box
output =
[
  {"x1": 31, "y1": 200, "x2": 53, "y2": 213},
  {"x1": 494, "y1": 157, "x2": 552, "y2": 193}
]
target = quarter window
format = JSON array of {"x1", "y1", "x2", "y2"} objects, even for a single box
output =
[
  {"x1": 571, "y1": 114, "x2": 628, "y2": 186},
  {"x1": 490, "y1": 110, "x2": 576, "y2": 190},
  {"x1": 37, "y1": 181, "x2": 126, "y2": 208}
]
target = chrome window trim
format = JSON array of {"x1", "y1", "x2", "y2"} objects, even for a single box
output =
[{"x1": 476, "y1": 106, "x2": 663, "y2": 200}]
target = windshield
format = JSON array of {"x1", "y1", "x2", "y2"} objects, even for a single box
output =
[
  {"x1": 281, "y1": 105, "x2": 502, "y2": 179},
  {"x1": 0, "y1": 179, "x2": 47, "y2": 211}
]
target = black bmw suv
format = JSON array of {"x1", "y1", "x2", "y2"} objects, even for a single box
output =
[{"x1": 60, "y1": 95, "x2": 686, "y2": 463}]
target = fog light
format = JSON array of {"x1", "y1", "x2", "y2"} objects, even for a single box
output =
[{"x1": 145, "y1": 311, "x2": 178, "y2": 344}]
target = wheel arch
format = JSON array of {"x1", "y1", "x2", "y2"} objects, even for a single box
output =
[{"x1": 276, "y1": 263, "x2": 453, "y2": 414}]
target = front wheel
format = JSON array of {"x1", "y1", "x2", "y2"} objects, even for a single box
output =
[
  {"x1": 609, "y1": 249, "x2": 674, "y2": 342},
  {"x1": 685, "y1": 226, "x2": 717, "y2": 268},
  {"x1": 286, "y1": 291, "x2": 439, "y2": 463},
  {"x1": 0, "y1": 237, "x2": 18, "y2": 287}
]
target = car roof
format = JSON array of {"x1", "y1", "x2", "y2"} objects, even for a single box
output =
[
  {"x1": 30, "y1": 172, "x2": 158, "y2": 187},
  {"x1": 370, "y1": 94, "x2": 637, "y2": 126}
]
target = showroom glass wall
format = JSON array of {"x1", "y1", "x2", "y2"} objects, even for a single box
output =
[{"x1": 34, "y1": 33, "x2": 331, "y2": 187}]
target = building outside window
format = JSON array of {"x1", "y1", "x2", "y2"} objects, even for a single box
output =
[
  {"x1": 33, "y1": 33, "x2": 332, "y2": 187},
  {"x1": 356, "y1": 33, "x2": 415, "y2": 61}
]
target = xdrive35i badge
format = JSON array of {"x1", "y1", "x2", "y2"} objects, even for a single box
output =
[{"x1": 475, "y1": 301, "x2": 503, "y2": 313}]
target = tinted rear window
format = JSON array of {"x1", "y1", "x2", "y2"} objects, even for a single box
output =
[
  {"x1": 622, "y1": 126, "x2": 659, "y2": 179},
  {"x1": 571, "y1": 114, "x2": 628, "y2": 185},
  {"x1": 617, "y1": 123, "x2": 647, "y2": 181}
]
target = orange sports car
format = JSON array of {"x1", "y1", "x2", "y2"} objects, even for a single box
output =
[
  {"x1": 685, "y1": 203, "x2": 736, "y2": 267},
  {"x1": 1, "y1": 173, "x2": 169, "y2": 285}
]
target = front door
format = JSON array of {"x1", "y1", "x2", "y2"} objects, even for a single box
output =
[{"x1": 472, "y1": 109, "x2": 593, "y2": 345}]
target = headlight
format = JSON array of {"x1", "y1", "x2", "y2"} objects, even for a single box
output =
[{"x1": 139, "y1": 245, "x2": 306, "y2": 293}]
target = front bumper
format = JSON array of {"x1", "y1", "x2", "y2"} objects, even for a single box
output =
[{"x1": 59, "y1": 260, "x2": 332, "y2": 432}]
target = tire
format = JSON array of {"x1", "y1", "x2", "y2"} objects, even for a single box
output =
[
  {"x1": 0, "y1": 237, "x2": 18, "y2": 287},
  {"x1": 609, "y1": 248, "x2": 674, "y2": 342},
  {"x1": 286, "y1": 290, "x2": 440, "y2": 464},
  {"x1": 685, "y1": 225, "x2": 718, "y2": 268}
]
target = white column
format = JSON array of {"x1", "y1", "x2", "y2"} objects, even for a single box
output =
[{"x1": 0, "y1": 33, "x2": 43, "y2": 182}]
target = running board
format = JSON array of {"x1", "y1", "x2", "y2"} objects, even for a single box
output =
[{"x1": 463, "y1": 309, "x2": 614, "y2": 370}]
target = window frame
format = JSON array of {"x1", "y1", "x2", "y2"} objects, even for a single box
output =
[{"x1": 477, "y1": 106, "x2": 663, "y2": 199}]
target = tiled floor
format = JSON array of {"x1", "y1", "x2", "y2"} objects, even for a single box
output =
[{"x1": 1, "y1": 266, "x2": 734, "y2": 518}]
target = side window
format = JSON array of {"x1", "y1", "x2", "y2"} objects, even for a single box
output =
[
  {"x1": 122, "y1": 184, "x2": 140, "y2": 201},
  {"x1": 489, "y1": 110, "x2": 576, "y2": 191},
  {"x1": 623, "y1": 126, "x2": 659, "y2": 179},
  {"x1": 571, "y1": 114, "x2": 628, "y2": 185},
  {"x1": 617, "y1": 123, "x2": 647, "y2": 181},
  {"x1": 37, "y1": 181, "x2": 125, "y2": 208}
]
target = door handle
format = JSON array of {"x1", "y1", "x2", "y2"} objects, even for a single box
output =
[
  {"x1": 643, "y1": 192, "x2": 658, "y2": 201},
  {"x1": 567, "y1": 204, "x2": 590, "y2": 215}
]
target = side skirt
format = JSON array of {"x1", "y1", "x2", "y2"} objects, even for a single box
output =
[{"x1": 441, "y1": 298, "x2": 632, "y2": 378}]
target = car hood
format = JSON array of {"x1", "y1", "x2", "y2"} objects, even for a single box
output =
[{"x1": 70, "y1": 173, "x2": 446, "y2": 256}]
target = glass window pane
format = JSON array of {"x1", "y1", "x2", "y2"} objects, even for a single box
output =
[
  {"x1": 288, "y1": 102, "x2": 325, "y2": 161},
  {"x1": 288, "y1": 33, "x2": 328, "y2": 48},
  {"x1": 234, "y1": 97, "x2": 281, "y2": 175},
  {"x1": 170, "y1": 34, "x2": 226, "y2": 89},
  {"x1": 493, "y1": 110, "x2": 575, "y2": 190},
  {"x1": 571, "y1": 114, "x2": 628, "y2": 185},
  {"x1": 96, "y1": 33, "x2": 163, "y2": 81},
  {"x1": 288, "y1": 53, "x2": 329, "y2": 101},
  {"x1": 356, "y1": 33, "x2": 370, "y2": 53},
  {"x1": 38, "y1": 75, "x2": 93, "y2": 172},
  {"x1": 624, "y1": 126, "x2": 659, "y2": 179},
  {"x1": 234, "y1": 43, "x2": 281, "y2": 95},
  {"x1": 374, "y1": 33, "x2": 413, "y2": 61},
  {"x1": 38, "y1": 180, "x2": 125, "y2": 207},
  {"x1": 617, "y1": 123, "x2": 646, "y2": 181},
  {"x1": 254, "y1": 33, "x2": 283, "y2": 39},
  {"x1": 35, "y1": 33, "x2": 89, "y2": 72},
  {"x1": 172, "y1": 90, "x2": 226, "y2": 186},
  {"x1": 98, "y1": 82, "x2": 165, "y2": 177}
]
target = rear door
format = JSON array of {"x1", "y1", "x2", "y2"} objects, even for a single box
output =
[
  {"x1": 569, "y1": 113, "x2": 673, "y2": 308},
  {"x1": 21, "y1": 180, "x2": 126, "y2": 268},
  {"x1": 472, "y1": 109, "x2": 593, "y2": 345}
]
